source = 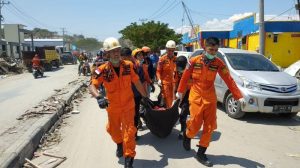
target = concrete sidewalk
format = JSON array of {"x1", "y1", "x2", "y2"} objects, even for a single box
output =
[{"x1": 0, "y1": 77, "x2": 89, "y2": 168}]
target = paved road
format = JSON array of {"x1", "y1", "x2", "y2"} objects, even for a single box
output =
[
  {"x1": 0, "y1": 65, "x2": 83, "y2": 134},
  {"x1": 31, "y1": 90, "x2": 300, "y2": 168}
]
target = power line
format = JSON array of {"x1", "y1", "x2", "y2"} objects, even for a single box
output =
[
  {"x1": 266, "y1": 6, "x2": 295, "y2": 21},
  {"x1": 150, "y1": 1, "x2": 181, "y2": 20},
  {"x1": 8, "y1": 1, "x2": 58, "y2": 30},
  {"x1": 4, "y1": 5, "x2": 39, "y2": 27},
  {"x1": 147, "y1": 0, "x2": 170, "y2": 20}
]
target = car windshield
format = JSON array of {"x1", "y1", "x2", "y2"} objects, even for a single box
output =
[{"x1": 225, "y1": 53, "x2": 279, "y2": 71}]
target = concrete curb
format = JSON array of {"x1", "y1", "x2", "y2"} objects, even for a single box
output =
[{"x1": 0, "y1": 78, "x2": 89, "y2": 168}]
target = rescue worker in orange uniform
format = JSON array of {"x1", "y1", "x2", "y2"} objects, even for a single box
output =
[
  {"x1": 176, "y1": 37, "x2": 246, "y2": 167},
  {"x1": 174, "y1": 55, "x2": 192, "y2": 139},
  {"x1": 142, "y1": 46, "x2": 155, "y2": 92},
  {"x1": 156, "y1": 40, "x2": 177, "y2": 108},
  {"x1": 89, "y1": 37, "x2": 147, "y2": 168},
  {"x1": 131, "y1": 48, "x2": 153, "y2": 132},
  {"x1": 32, "y1": 54, "x2": 41, "y2": 68}
]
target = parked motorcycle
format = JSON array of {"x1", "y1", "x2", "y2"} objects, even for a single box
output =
[{"x1": 32, "y1": 66, "x2": 44, "y2": 79}]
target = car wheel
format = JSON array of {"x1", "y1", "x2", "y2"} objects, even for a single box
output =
[
  {"x1": 278, "y1": 112, "x2": 298, "y2": 118},
  {"x1": 225, "y1": 93, "x2": 245, "y2": 119}
]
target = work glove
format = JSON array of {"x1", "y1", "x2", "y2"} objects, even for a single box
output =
[
  {"x1": 176, "y1": 92, "x2": 183, "y2": 100},
  {"x1": 96, "y1": 95, "x2": 109, "y2": 109},
  {"x1": 238, "y1": 98, "x2": 246, "y2": 109},
  {"x1": 157, "y1": 80, "x2": 162, "y2": 86},
  {"x1": 150, "y1": 83, "x2": 155, "y2": 93}
]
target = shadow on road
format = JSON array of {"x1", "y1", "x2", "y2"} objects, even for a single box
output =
[
  {"x1": 50, "y1": 66, "x2": 64, "y2": 72},
  {"x1": 119, "y1": 157, "x2": 169, "y2": 168},
  {"x1": 217, "y1": 102, "x2": 300, "y2": 126},
  {"x1": 137, "y1": 130, "x2": 194, "y2": 159},
  {"x1": 240, "y1": 113, "x2": 300, "y2": 126},
  {"x1": 208, "y1": 154, "x2": 265, "y2": 168},
  {"x1": 192, "y1": 131, "x2": 221, "y2": 143}
]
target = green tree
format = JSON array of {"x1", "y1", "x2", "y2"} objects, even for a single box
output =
[
  {"x1": 75, "y1": 38, "x2": 101, "y2": 51},
  {"x1": 31, "y1": 28, "x2": 58, "y2": 38},
  {"x1": 119, "y1": 21, "x2": 181, "y2": 52}
]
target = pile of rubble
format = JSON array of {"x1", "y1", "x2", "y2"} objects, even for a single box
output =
[{"x1": 0, "y1": 53, "x2": 24, "y2": 75}]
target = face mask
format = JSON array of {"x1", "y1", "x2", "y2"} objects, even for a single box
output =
[
  {"x1": 110, "y1": 58, "x2": 120, "y2": 65},
  {"x1": 205, "y1": 52, "x2": 216, "y2": 60}
]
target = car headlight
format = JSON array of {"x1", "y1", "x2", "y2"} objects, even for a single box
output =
[{"x1": 240, "y1": 76, "x2": 261, "y2": 91}]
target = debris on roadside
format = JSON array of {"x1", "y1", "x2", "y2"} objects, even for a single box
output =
[
  {"x1": 24, "y1": 152, "x2": 67, "y2": 168},
  {"x1": 288, "y1": 126, "x2": 300, "y2": 132},
  {"x1": 53, "y1": 89, "x2": 61, "y2": 92},
  {"x1": 17, "y1": 96, "x2": 65, "y2": 120},
  {"x1": 286, "y1": 153, "x2": 300, "y2": 158},
  {"x1": 0, "y1": 53, "x2": 24, "y2": 75}
]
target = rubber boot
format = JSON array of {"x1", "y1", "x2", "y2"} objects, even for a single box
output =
[
  {"x1": 196, "y1": 145, "x2": 213, "y2": 167},
  {"x1": 182, "y1": 131, "x2": 191, "y2": 151},
  {"x1": 135, "y1": 132, "x2": 140, "y2": 141},
  {"x1": 116, "y1": 143, "x2": 123, "y2": 158},
  {"x1": 124, "y1": 157, "x2": 134, "y2": 168}
]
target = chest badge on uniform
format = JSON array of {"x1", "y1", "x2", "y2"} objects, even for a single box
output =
[{"x1": 122, "y1": 64, "x2": 131, "y2": 76}]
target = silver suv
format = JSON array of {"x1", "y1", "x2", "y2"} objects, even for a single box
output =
[{"x1": 191, "y1": 48, "x2": 300, "y2": 119}]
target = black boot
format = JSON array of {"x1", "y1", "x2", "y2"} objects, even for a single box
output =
[
  {"x1": 182, "y1": 131, "x2": 191, "y2": 151},
  {"x1": 116, "y1": 143, "x2": 123, "y2": 158},
  {"x1": 124, "y1": 157, "x2": 134, "y2": 168},
  {"x1": 135, "y1": 132, "x2": 140, "y2": 141},
  {"x1": 196, "y1": 145, "x2": 213, "y2": 167}
]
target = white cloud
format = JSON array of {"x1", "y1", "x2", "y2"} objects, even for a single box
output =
[
  {"x1": 257, "y1": 14, "x2": 299, "y2": 22},
  {"x1": 174, "y1": 25, "x2": 192, "y2": 34},
  {"x1": 201, "y1": 12, "x2": 253, "y2": 31}
]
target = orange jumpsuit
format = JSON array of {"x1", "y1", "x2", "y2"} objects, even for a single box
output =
[
  {"x1": 32, "y1": 56, "x2": 41, "y2": 67},
  {"x1": 156, "y1": 54, "x2": 176, "y2": 108},
  {"x1": 91, "y1": 60, "x2": 139, "y2": 157},
  {"x1": 177, "y1": 54, "x2": 242, "y2": 147}
]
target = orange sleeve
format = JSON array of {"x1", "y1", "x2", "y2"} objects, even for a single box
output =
[
  {"x1": 130, "y1": 63, "x2": 140, "y2": 83},
  {"x1": 156, "y1": 57, "x2": 163, "y2": 80},
  {"x1": 143, "y1": 64, "x2": 152, "y2": 84},
  {"x1": 217, "y1": 60, "x2": 242, "y2": 100},
  {"x1": 91, "y1": 67, "x2": 104, "y2": 88},
  {"x1": 177, "y1": 60, "x2": 193, "y2": 93}
]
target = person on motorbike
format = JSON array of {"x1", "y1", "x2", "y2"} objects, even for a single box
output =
[
  {"x1": 78, "y1": 52, "x2": 88, "y2": 75},
  {"x1": 32, "y1": 54, "x2": 43, "y2": 78}
]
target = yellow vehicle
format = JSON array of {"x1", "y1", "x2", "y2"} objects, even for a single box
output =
[{"x1": 35, "y1": 47, "x2": 60, "y2": 71}]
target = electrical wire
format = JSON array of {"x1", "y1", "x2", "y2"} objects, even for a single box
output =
[
  {"x1": 150, "y1": 1, "x2": 181, "y2": 20},
  {"x1": 147, "y1": 0, "x2": 170, "y2": 20},
  {"x1": 266, "y1": 6, "x2": 295, "y2": 21},
  {"x1": 9, "y1": 1, "x2": 59, "y2": 30}
]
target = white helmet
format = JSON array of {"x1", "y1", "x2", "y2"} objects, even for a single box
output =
[
  {"x1": 166, "y1": 40, "x2": 176, "y2": 49},
  {"x1": 103, "y1": 37, "x2": 121, "y2": 51}
]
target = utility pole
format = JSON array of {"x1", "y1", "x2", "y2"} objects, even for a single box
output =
[
  {"x1": 61, "y1": 27, "x2": 65, "y2": 51},
  {"x1": 259, "y1": 0, "x2": 265, "y2": 55},
  {"x1": 297, "y1": 0, "x2": 300, "y2": 19},
  {"x1": 0, "y1": 0, "x2": 9, "y2": 41},
  {"x1": 181, "y1": 1, "x2": 199, "y2": 47}
]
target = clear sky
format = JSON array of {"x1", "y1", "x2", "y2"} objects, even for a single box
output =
[{"x1": 2, "y1": 0, "x2": 299, "y2": 41}]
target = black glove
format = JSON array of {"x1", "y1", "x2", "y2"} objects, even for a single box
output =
[
  {"x1": 96, "y1": 96, "x2": 109, "y2": 109},
  {"x1": 150, "y1": 83, "x2": 155, "y2": 93}
]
